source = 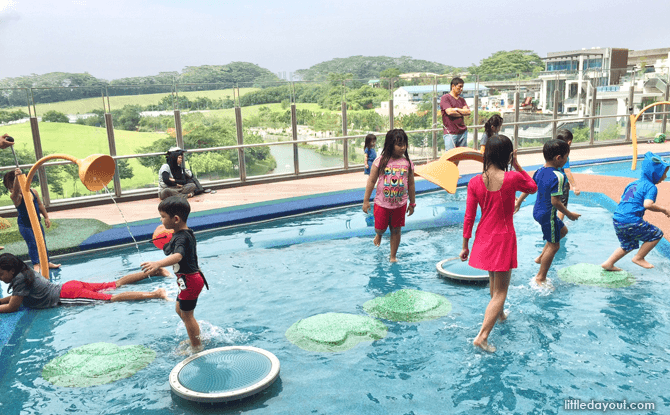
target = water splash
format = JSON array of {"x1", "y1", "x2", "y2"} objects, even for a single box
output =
[{"x1": 102, "y1": 185, "x2": 149, "y2": 279}]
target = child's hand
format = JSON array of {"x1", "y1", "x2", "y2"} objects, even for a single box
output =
[
  {"x1": 407, "y1": 204, "x2": 414, "y2": 216},
  {"x1": 44, "y1": 218, "x2": 51, "y2": 228},
  {"x1": 14, "y1": 167, "x2": 21, "y2": 176},
  {"x1": 362, "y1": 201, "x2": 370, "y2": 214},
  {"x1": 663, "y1": 208, "x2": 670, "y2": 218},
  {"x1": 460, "y1": 248, "x2": 469, "y2": 261},
  {"x1": 511, "y1": 150, "x2": 521, "y2": 171},
  {"x1": 514, "y1": 199, "x2": 521, "y2": 214},
  {"x1": 566, "y1": 211, "x2": 581, "y2": 221},
  {"x1": 574, "y1": 187, "x2": 580, "y2": 196},
  {"x1": 141, "y1": 261, "x2": 161, "y2": 275}
]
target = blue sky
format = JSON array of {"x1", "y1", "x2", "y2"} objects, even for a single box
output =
[{"x1": 1, "y1": 0, "x2": 668, "y2": 80}]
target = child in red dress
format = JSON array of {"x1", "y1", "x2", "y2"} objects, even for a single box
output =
[{"x1": 460, "y1": 135, "x2": 537, "y2": 353}]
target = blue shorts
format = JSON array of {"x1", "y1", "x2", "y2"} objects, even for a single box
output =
[
  {"x1": 537, "y1": 214, "x2": 564, "y2": 244},
  {"x1": 443, "y1": 131, "x2": 468, "y2": 150},
  {"x1": 613, "y1": 219, "x2": 663, "y2": 251}
]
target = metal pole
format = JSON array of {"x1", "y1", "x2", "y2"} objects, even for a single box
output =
[
  {"x1": 291, "y1": 103, "x2": 299, "y2": 175},
  {"x1": 104, "y1": 113, "x2": 122, "y2": 197},
  {"x1": 625, "y1": 85, "x2": 634, "y2": 142},
  {"x1": 341, "y1": 100, "x2": 348, "y2": 169},
  {"x1": 513, "y1": 91, "x2": 520, "y2": 149},
  {"x1": 589, "y1": 86, "x2": 597, "y2": 144},
  {"x1": 432, "y1": 95, "x2": 438, "y2": 159},
  {"x1": 173, "y1": 84, "x2": 184, "y2": 149},
  {"x1": 389, "y1": 78, "x2": 394, "y2": 130},
  {"x1": 28, "y1": 89, "x2": 50, "y2": 206},
  {"x1": 552, "y1": 92, "x2": 559, "y2": 140},
  {"x1": 235, "y1": 106, "x2": 246, "y2": 182},
  {"x1": 473, "y1": 77, "x2": 480, "y2": 149},
  {"x1": 662, "y1": 78, "x2": 669, "y2": 135}
]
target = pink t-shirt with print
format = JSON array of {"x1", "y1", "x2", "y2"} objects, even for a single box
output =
[{"x1": 373, "y1": 156, "x2": 415, "y2": 209}]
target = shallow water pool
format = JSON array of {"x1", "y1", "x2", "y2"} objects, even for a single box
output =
[{"x1": 1, "y1": 190, "x2": 669, "y2": 414}]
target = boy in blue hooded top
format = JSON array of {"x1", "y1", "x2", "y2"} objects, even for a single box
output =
[{"x1": 602, "y1": 152, "x2": 670, "y2": 271}]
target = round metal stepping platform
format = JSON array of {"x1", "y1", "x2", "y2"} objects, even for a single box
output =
[
  {"x1": 169, "y1": 346, "x2": 280, "y2": 403},
  {"x1": 436, "y1": 257, "x2": 489, "y2": 282}
]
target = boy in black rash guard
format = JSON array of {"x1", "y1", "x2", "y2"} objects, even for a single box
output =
[{"x1": 141, "y1": 197, "x2": 208, "y2": 352}]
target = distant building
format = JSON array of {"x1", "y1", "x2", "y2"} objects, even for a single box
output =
[
  {"x1": 539, "y1": 47, "x2": 628, "y2": 114},
  {"x1": 398, "y1": 72, "x2": 441, "y2": 80},
  {"x1": 393, "y1": 84, "x2": 488, "y2": 106},
  {"x1": 628, "y1": 48, "x2": 670, "y2": 74}
]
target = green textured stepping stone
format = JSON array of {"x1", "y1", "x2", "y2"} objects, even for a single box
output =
[
  {"x1": 42, "y1": 342, "x2": 155, "y2": 387},
  {"x1": 286, "y1": 313, "x2": 387, "y2": 352},
  {"x1": 363, "y1": 289, "x2": 452, "y2": 322},
  {"x1": 558, "y1": 263, "x2": 635, "y2": 288}
]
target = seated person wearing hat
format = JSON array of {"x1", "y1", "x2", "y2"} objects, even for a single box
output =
[{"x1": 158, "y1": 147, "x2": 212, "y2": 200}]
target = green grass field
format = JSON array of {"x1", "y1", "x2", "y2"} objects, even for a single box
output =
[{"x1": 4, "y1": 87, "x2": 259, "y2": 115}]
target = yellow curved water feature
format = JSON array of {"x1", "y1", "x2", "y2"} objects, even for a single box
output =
[{"x1": 414, "y1": 148, "x2": 483, "y2": 193}]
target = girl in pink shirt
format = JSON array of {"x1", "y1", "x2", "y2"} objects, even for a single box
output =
[
  {"x1": 362, "y1": 129, "x2": 416, "y2": 262},
  {"x1": 460, "y1": 135, "x2": 537, "y2": 353}
]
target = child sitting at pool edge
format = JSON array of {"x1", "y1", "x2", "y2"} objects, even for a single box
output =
[
  {"x1": 362, "y1": 129, "x2": 416, "y2": 262},
  {"x1": 516, "y1": 139, "x2": 581, "y2": 287},
  {"x1": 602, "y1": 152, "x2": 670, "y2": 271},
  {"x1": 141, "y1": 196, "x2": 209, "y2": 353}
]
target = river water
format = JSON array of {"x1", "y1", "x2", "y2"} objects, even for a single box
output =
[{"x1": 269, "y1": 142, "x2": 346, "y2": 174}]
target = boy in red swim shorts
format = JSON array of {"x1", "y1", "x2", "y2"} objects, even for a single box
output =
[{"x1": 142, "y1": 196, "x2": 208, "y2": 353}]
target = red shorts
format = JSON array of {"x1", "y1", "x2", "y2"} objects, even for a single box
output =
[
  {"x1": 374, "y1": 204, "x2": 407, "y2": 230},
  {"x1": 60, "y1": 280, "x2": 117, "y2": 301},
  {"x1": 176, "y1": 272, "x2": 205, "y2": 301}
]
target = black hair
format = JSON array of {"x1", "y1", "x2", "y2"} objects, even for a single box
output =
[
  {"x1": 166, "y1": 151, "x2": 185, "y2": 180},
  {"x1": 484, "y1": 114, "x2": 503, "y2": 138},
  {"x1": 3, "y1": 170, "x2": 15, "y2": 191},
  {"x1": 0, "y1": 253, "x2": 32, "y2": 289},
  {"x1": 483, "y1": 134, "x2": 514, "y2": 174},
  {"x1": 377, "y1": 129, "x2": 412, "y2": 175},
  {"x1": 451, "y1": 77, "x2": 464, "y2": 88},
  {"x1": 543, "y1": 139, "x2": 570, "y2": 162},
  {"x1": 364, "y1": 133, "x2": 377, "y2": 150},
  {"x1": 556, "y1": 129, "x2": 574, "y2": 143},
  {"x1": 158, "y1": 196, "x2": 191, "y2": 221}
]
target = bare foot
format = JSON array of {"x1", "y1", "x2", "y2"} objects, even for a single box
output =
[
  {"x1": 373, "y1": 234, "x2": 381, "y2": 247},
  {"x1": 533, "y1": 275, "x2": 546, "y2": 285},
  {"x1": 473, "y1": 338, "x2": 496, "y2": 353},
  {"x1": 48, "y1": 262, "x2": 61, "y2": 269},
  {"x1": 498, "y1": 309, "x2": 509, "y2": 322},
  {"x1": 601, "y1": 263, "x2": 622, "y2": 272},
  {"x1": 154, "y1": 288, "x2": 168, "y2": 300},
  {"x1": 632, "y1": 257, "x2": 654, "y2": 269},
  {"x1": 390, "y1": 256, "x2": 398, "y2": 263}
]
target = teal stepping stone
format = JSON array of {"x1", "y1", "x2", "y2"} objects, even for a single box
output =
[
  {"x1": 286, "y1": 313, "x2": 387, "y2": 352},
  {"x1": 363, "y1": 289, "x2": 452, "y2": 322},
  {"x1": 42, "y1": 342, "x2": 155, "y2": 387},
  {"x1": 558, "y1": 263, "x2": 635, "y2": 288}
]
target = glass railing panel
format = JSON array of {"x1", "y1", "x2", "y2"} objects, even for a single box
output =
[
  {"x1": 0, "y1": 88, "x2": 32, "y2": 207},
  {"x1": 106, "y1": 84, "x2": 176, "y2": 193}
]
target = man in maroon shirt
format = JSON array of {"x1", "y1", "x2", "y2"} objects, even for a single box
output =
[{"x1": 440, "y1": 77, "x2": 471, "y2": 151}]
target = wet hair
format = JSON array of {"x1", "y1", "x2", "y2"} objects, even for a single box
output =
[
  {"x1": 0, "y1": 253, "x2": 32, "y2": 289},
  {"x1": 364, "y1": 133, "x2": 376, "y2": 150},
  {"x1": 484, "y1": 114, "x2": 503, "y2": 138},
  {"x1": 556, "y1": 129, "x2": 574, "y2": 144},
  {"x1": 166, "y1": 151, "x2": 185, "y2": 180},
  {"x1": 543, "y1": 139, "x2": 570, "y2": 162},
  {"x1": 451, "y1": 77, "x2": 464, "y2": 88},
  {"x1": 377, "y1": 129, "x2": 412, "y2": 175},
  {"x1": 158, "y1": 196, "x2": 191, "y2": 221},
  {"x1": 3, "y1": 170, "x2": 16, "y2": 191},
  {"x1": 483, "y1": 134, "x2": 514, "y2": 174}
]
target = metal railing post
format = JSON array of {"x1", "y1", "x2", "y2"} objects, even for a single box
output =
[
  {"x1": 662, "y1": 79, "x2": 669, "y2": 135},
  {"x1": 432, "y1": 95, "x2": 438, "y2": 159},
  {"x1": 102, "y1": 88, "x2": 122, "y2": 197},
  {"x1": 173, "y1": 84, "x2": 185, "y2": 149},
  {"x1": 27, "y1": 89, "x2": 50, "y2": 206},
  {"x1": 513, "y1": 91, "x2": 520, "y2": 148},
  {"x1": 342, "y1": 100, "x2": 348, "y2": 169},
  {"x1": 235, "y1": 106, "x2": 246, "y2": 182},
  {"x1": 291, "y1": 103, "x2": 299, "y2": 175},
  {"x1": 388, "y1": 78, "x2": 394, "y2": 130},
  {"x1": 473, "y1": 90, "x2": 480, "y2": 150},
  {"x1": 625, "y1": 85, "x2": 634, "y2": 142},
  {"x1": 552, "y1": 92, "x2": 559, "y2": 139},
  {"x1": 589, "y1": 86, "x2": 597, "y2": 144}
]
